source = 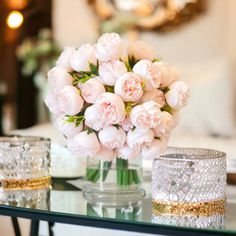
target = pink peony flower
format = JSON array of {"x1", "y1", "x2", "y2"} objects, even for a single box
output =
[
  {"x1": 55, "y1": 116, "x2": 83, "y2": 138},
  {"x1": 78, "y1": 78, "x2": 105, "y2": 104},
  {"x1": 99, "y1": 60, "x2": 127, "y2": 86},
  {"x1": 114, "y1": 72, "x2": 143, "y2": 102},
  {"x1": 56, "y1": 47, "x2": 76, "y2": 69},
  {"x1": 128, "y1": 40, "x2": 156, "y2": 61},
  {"x1": 116, "y1": 144, "x2": 141, "y2": 160},
  {"x1": 95, "y1": 92, "x2": 126, "y2": 125},
  {"x1": 58, "y1": 85, "x2": 84, "y2": 116},
  {"x1": 70, "y1": 44, "x2": 97, "y2": 72},
  {"x1": 67, "y1": 131, "x2": 101, "y2": 157},
  {"x1": 119, "y1": 116, "x2": 134, "y2": 132},
  {"x1": 95, "y1": 148, "x2": 115, "y2": 161},
  {"x1": 84, "y1": 105, "x2": 105, "y2": 131},
  {"x1": 98, "y1": 126, "x2": 126, "y2": 149},
  {"x1": 165, "y1": 81, "x2": 190, "y2": 109},
  {"x1": 127, "y1": 128, "x2": 154, "y2": 148},
  {"x1": 142, "y1": 139, "x2": 167, "y2": 160},
  {"x1": 44, "y1": 91, "x2": 64, "y2": 116},
  {"x1": 95, "y1": 33, "x2": 123, "y2": 62},
  {"x1": 154, "y1": 62, "x2": 178, "y2": 88},
  {"x1": 133, "y1": 60, "x2": 161, "y2": 91},
  {"x1": 47, "y1": 66, "x2": 73, "y2": 92},
  {"x1": 153, "y1": 111, "x2": 174, "y2": 139},
  {"x1": 130, "y1": 101, "x2": 161, "y2": 129},
  {"x1": 140, "y1": 89, "x2": 165, "y2": 108}
]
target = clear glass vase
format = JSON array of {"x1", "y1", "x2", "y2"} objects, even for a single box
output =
[{"x1": 83, "y1": 156, "x2": 145, "y2": 206}]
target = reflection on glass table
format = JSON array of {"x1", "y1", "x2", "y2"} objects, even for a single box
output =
[{"x1": 0, "y1": 179, "x2": 236, "y2": 236}]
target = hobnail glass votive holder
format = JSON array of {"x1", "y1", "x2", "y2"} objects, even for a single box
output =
[
  {"x1": 152, "y1": 147, "x2": 226, "y2": 229},
  {"x1": 0, "y1": 188, "x2": 50, "y2": 210},
  {"x1": 0, "y1": 136, "x2": 51, "y2": 191}
]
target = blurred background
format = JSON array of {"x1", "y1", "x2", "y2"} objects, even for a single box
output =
[
  {"x1": 0, "y1": 0, "x2": 236, "y2": 135},
  {"x1": 0, "y1": 0, "x2": 236, "y2": 235}
]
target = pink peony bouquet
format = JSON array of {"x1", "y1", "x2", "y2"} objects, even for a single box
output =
[{"x1": 45, "y1": 32, "x2": 189, "y2": 185}]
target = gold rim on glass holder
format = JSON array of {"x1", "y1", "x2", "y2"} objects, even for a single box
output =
[
  {"x1": 0, "y1": 176, "x2": 51, "y2": 190},
  {"x1": 152, "y1": 198, "x2": 226, "y2": 217}
]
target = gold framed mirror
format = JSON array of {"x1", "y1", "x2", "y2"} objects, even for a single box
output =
[{"x1": 89, "y1": 0, "x2": 205, "y2": 32}]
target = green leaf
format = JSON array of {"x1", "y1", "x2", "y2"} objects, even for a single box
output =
[
  {"x1": 69, "y1": 71, "x2": 92, "y2": 85},
  {"x1": 65, "y1": 115, "x2": 75, "y2": 123},
  {"x1": 86, "y1": 128, "x2": 94, "y2": 134},
  {"x1": 153, "y1": 57, "x2": 162, "y2": 62},
  {"x1": 78, "y1": 74, "x2": 91, "y2": 83},
  {"x1": 105, "y1": 86, "x2": 114, "y2": 93},
  {"x1": 65, "y1": 115, "x2": 84, "y2": 127},
  {"x1": 89, "y1": 62, "x2": 99, "y2": 75},
  {"x1": 128, "y1": 55, "x2": 137, "y2": 69},
  {"x1": 68, "y1": 71, "x2": 78, "y2": 80},
  {"x1": 124, "y1": 59, "x2": 132, "y2": 72},
  {"x1": 160, "y1": 87, "x2": 169, "y2": 93},
  {"x1": 125, "y1": 102, "x2": 134, "y2": 114},
  {"x1": 141, "y1": 82, "x2": 145, "y2": 89},
  {"x1": 161, "y1": 105, "x2": 173, "y2": 113},
  {"x1": 113, "y1": 124, "x2": 121, "y2": 129},
  {"x1": 75, "y1": 115, "x2": 85, "y2": 127}
]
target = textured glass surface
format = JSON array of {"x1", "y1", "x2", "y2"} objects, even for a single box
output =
[
  {"x1": 83, "y1": 157, "x2": 145, "y2": 206},
  {"x1": 152, "y1": 214, "x2": 225, "y2": 229},
  {"x1": 0, "y1": 136, "x2": 51, "y2": 190},
  {"x1": 152, "y1": 148, "x2": 226, "y2": 203},
  {"x1": 152, "y1": 148, "x2": 227, "y2": 229},
  {"x1": 0, "y1": 188, "x2": 50, "y2": 210}
]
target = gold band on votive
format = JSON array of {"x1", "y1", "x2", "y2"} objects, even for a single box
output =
[
  {"x1": 152, "y1": 198, "x2": 226, "y2": 217},
  {"x1": 0, "y1": 176, "x2": 51, "y2": 190}
]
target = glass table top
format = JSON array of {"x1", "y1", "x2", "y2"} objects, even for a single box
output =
[{"x1": 0, "y1": 178, "x2": 236, "y2": 235}]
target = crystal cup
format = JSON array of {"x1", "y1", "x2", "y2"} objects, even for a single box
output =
[
  {"x1": 0, "y1": 136, "x2": 51, "y2": 191},
  {"x1": 152, "y1": 147, "x2": 226, "y2": 228}
]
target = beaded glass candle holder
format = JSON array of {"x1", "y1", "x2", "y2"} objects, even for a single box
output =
[
  {"x1": 0, "y1": 188, "x2": 50, "y2": 210},
  {"x1": 152, "y1": 147, "x2": 226, "y2": 229},
  {"x1": 0, "y1": 136, "x2": 51, "y2": 191}
]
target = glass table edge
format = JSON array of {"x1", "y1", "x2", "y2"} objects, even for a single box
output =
[{"x1": 0, "y1": 204, "x2": 234, "y2": 236}]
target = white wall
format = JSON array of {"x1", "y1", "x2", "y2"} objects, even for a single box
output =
[
  {"x1": 141, "y1": 0, "x2": 229, "y2": 64},
  {"x1": 52, "y1": 0, "x2": 99, "y2": 47},
  {"x1": 52, "y1": 0, "x2": 236, "y2": 64}
]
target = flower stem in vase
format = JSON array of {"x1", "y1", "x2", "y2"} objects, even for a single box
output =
[
  {"x1": 132, "y1": 169, "x2": 141, "y2": 184},
  {"x1": 86, "y1": 160, "x2": 112, "y2": 183},
  {"x1": 116, "y1": 158, "x2": 140, "y2": 186},
  {"x1": 116, "y1": 158, "x2": 126, "y2": 186},
  {"x1": 101, "y1": 161, "x2": 112, "y2": 181},
  {"x1": 86, "y1": 168, "x2": 99, "y2": 182}
]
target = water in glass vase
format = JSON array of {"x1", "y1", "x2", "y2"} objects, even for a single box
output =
[{"x1": 83, "y1": 157, "x2": 146, "y2": 206}]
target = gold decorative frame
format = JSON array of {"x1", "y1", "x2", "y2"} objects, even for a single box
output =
[{"x1": 89, "y1": 0, "x2": 206, "y2": 32}]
